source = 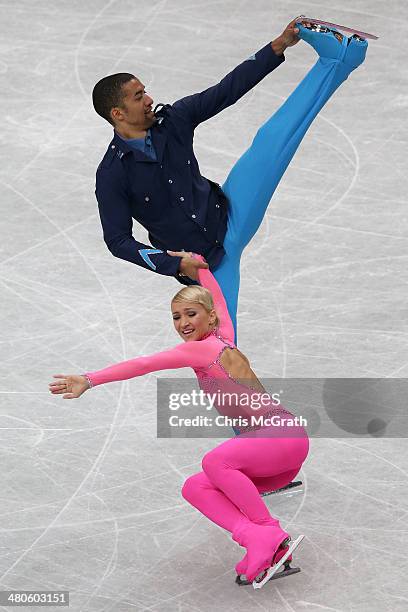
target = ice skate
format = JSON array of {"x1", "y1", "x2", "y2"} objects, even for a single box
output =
[
  {"x1": 235, "y1": 516, "x2": 282, "y2": 577},
  {"x1": 235, "y1": 545, "x2": 297, "y2": 586},
  {"x1": 232, "y1": 519, "x2": 295, "y2": 584},
  {"x1": 296, "y1": 20, "x2": 368, "y2": 71},
  {"x1": 299, "y1": 17, "x2": 378, "y2": 40},
  {"x1": 252, "y1": 535, "x2": 304, "y2": 589}
]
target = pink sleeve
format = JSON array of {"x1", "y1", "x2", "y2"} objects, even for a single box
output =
[
  {"x1": 85, "y1": 341, "x2": 209, "y2": 387},
  {"x1": 194, "y1": 254, "x2": 235, "y2": 344}
]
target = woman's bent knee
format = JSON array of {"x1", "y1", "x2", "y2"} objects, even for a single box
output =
[
  {"x1": 181, "y1": 474, "x2": 200, "y2": 502},
  {"x1": 201, "y1": 449, "x2": 225, "y2": 475}
]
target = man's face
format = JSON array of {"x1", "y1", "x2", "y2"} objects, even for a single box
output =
[{"x1": 112, "y1": 78, "x2": 156, "y2": 130}]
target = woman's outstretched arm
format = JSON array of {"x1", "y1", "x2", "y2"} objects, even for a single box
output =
[
  {"x1": 49, "y1": 341, "x2": 209, "y2": 399},
  {"x1": 193, "y1": 254, "x2": 235, "y2": 344}
]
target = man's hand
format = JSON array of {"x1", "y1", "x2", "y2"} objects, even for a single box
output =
[
  {"x1": 271, "y1": 16, "x2": 308, "y2": 56},
  {"x1": 167, "y1": 250, "x2": 209, "y2": 281}
]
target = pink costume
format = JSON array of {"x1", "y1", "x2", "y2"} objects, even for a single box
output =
[{"x1": 85, "y1": 256, "x2": 309, "y2": 581}]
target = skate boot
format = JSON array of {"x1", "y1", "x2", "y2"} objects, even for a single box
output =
[
  {"x1": 296, "y1": 21, "x2": 368, "y2": 71},
  {"x1": 235, "y1": 546, "x2": 294, "y2": 584},
  {"x1": 235, "y1": 516, "x2": 282, "y2": 577},
  {"x1": 232, "y1": 518, "x2": 291, "y2": 583}
]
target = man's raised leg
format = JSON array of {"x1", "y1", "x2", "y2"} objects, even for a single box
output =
[{"x1": 214, "y1": 25, "x2": 368, "y2": 336}]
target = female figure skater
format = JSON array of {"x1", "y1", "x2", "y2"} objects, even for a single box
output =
[{"x1": 49, "y1": 254, "x2": 309, "y2": 587}]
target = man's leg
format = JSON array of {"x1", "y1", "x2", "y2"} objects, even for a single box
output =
[
  {"x1": 214, "y1": 27, "x2": 368, "y2": 335},
  {"x1": 212, "y1": 241, "x2": 241, "y2": 337}
]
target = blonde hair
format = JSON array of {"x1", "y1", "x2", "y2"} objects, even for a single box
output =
[{"x1": 171, "y1": 286, "x2": 220, "y2": 327}]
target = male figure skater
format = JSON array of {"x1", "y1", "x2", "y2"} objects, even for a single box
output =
[{"x1": 92, "y1": 17, "x2": 368, "y2": 333}]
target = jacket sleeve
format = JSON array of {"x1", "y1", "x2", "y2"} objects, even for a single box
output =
[
  {"x1": 85, "y1": 341, "x2": 210, "y2": 387},
  {"x1": 95, "y1": 165, "x2": 181, "y2": 277},
  {"x1": 171, "y1": 43, "x2": 284, "y2": 128},
  {"x1": 194, "y1": 255, "x2": 235, "y2": 344}
]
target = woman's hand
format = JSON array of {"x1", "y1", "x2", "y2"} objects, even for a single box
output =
[
  {"x1": 167, "y1": 250, "x2": 208, "y2": 281},
  {"x1": 49, "y1": 374, "x2": 90, "y2": 399}
]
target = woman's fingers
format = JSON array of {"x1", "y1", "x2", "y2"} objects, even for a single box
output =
[
  {"x1": 50, "y1": 387, "x2": 77, "y2": 397},
  {"x1": 49, "y1": 375, "x2": 70, "y2": 394},
  {"x1": 167, "y1": 249, "x2": 194, "y2": 258}
]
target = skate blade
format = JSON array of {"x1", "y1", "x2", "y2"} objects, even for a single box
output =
[
  {"x1": 253, "y1": 535, "x2": 305, "y2": 590},
  {"x1": 299, "y1": 17, "x2": 378, "y2": 40},
  {"x1": 236, "y1": 565, "x2": 301, "y2": 586},
  {"x1": 261, "y1": 480, "x2": 303, "y2": 497}
]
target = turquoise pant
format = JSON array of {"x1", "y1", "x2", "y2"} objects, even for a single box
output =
[{"x1": 213, "y1": 26, "x2": 368, "y2": 338}]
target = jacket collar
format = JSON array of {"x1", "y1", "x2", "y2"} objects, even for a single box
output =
[
  {"x1": 151, "y1": 124, "x2": 167, "y2": 164},
  {"x1": 110, "y1": 118, "x2": 168, "y2": 164},
  {"x1": 109, "y1": 131, "x2": 151, "y2": 163},
  {"x1": 111, "y1": 131, "x2": 132, "y2": 154}
]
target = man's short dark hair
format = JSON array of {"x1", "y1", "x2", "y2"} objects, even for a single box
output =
[{"x1": 92, "y1": 73, "x2": 136, "y2": 125}]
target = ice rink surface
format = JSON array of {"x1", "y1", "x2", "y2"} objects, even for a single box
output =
[{"x1": 1, "y1": 0, "x2": 407, "y2": 610}]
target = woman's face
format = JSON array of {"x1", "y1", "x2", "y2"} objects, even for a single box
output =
[{"x1": 171, "y1": 301, "x2": 216, "y2": 342}]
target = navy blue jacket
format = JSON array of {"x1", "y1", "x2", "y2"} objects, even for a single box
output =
[{"x1": 95, "y1": 42, "x2": 285, "y2": 283}]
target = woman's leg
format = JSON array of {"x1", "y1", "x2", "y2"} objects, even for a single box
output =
[
  {"x1": 251, "y1": 468, "x2": 303, "y2": 495},
  {"x1": 215, "y1": 28, "x2": 368, "y2": 334},
  {"x1": 181, "y1": 437, "x2": 307, "y2": 533},
  {"x1": 182, "y1": 436, "x2": 308, "y2": 581},
  {"x1": 182, "y1": 471, "x2": 249, "y2": 532},
  {"x1": 182, "y1": 467, "x2": 300, "y2": 533},
  {"x1": 200, "y1": 436, "x2": 309, "y2": 525},
  {"x1": 184, "y1": 435, "x2": 308, "y2": 529}
]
